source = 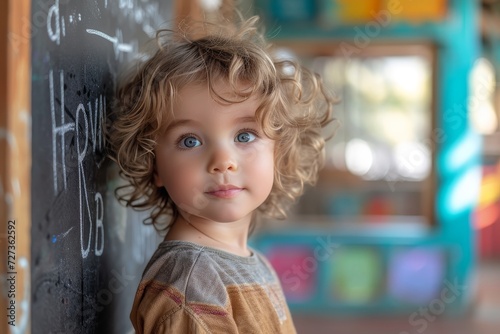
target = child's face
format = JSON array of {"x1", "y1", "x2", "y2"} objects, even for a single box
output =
[{"x1": 154, "y1": 81, "x2": 275, "y2": 225}]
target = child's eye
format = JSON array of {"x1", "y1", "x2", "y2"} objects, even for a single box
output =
[
  {"x1": 235, "y1": 131, "x2": 257, "y2": 143},
  {"x1": 178, "y1": 136, "x2": 201, "y2": 148}
]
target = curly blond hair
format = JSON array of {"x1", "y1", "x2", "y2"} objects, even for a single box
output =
[{"x1": 107, "y1": 15, "x2": 335, "y2": 232}]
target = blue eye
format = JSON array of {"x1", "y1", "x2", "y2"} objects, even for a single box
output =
[
  {"x1": 235, "y1": 131, "x2": 256, "y2": 143},
  {"x1": 179, "y1": 136, "x2": 201, "y2": 148}
]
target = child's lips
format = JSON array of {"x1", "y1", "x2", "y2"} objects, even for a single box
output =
[{"x1": 205, "y1": 186, "x2": 243, "y2": 199}]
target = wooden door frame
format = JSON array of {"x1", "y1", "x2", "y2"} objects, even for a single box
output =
[{"x1": 0, "y1": 0, "x2": 31, "y2": 333}]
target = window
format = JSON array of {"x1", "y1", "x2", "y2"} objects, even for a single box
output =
[{"x1": 284, "y1": 43, "x2": 436, "y2": 224}]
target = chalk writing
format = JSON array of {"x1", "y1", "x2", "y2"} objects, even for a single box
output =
[
  {"x1": 76, "y1": 93, "x2": 106, "y2": 258},
  {"x1": 86, "y1": 28, "x2": 134, "y2": 59},
  {"x1": 49, "y1": 69, "x2": 106, "y2": 258},
  {"x1": 108, "y1": 1, "x2": 165, "y2": 37},
  {"x1": 50, "y1": 70, "x2": 106, "y2": 192},
  {"x1": 51, "y1": 226, "x2": 74, "y2": 243},
  {"x1": 50, "y1": 70, "x2": 74, "y2": 193},
  {"x1": 47, "y1": 0, "x2": 67, "y2": 45}
]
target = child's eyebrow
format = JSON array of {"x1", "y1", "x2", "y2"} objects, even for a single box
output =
[
  {"x1": 166, "y1": 116, "x2": 256, "y2": 131},
  {"x1": 234, "y1": 116, "x2": 257, "y2": 124},
  {"x1": 165, "y1": 119, "x2": 198, "y2": 131}
]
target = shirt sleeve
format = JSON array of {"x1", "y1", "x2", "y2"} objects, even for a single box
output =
[
  {"x1": 131, "y1": 284, "x2": 210, "y2": 334},
  {"x1": 153, "y1": 307, "x2": 211, "y2": 334}
]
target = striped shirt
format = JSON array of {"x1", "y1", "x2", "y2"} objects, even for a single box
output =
[{"x1": 131, "y1": 240, "x2": 296, "y2": 333}]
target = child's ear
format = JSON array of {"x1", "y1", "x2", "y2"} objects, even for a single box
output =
[{"x1": 153, "y1": 174, "x2": 163, "y2": 187}]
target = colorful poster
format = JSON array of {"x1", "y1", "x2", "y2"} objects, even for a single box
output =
[
  {"x1": 388, "y1": 248, "x2": 446, "y2": 305},
  {"x1": 330, "y1": 247, "x2": 384, "y2": 303},
  {"x1": 267, "y1": 246, "x2": 317, "y2": 301}
]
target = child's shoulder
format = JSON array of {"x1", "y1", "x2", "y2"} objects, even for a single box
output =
[
  {"x1": 138, "y1": 240, "x2": 275, "y2": 307},
  {"x1": 142, "y1": 241, "x2": 273, "y2": 290}
]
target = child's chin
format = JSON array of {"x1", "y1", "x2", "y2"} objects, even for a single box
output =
[{"x1": 202, "y1": 212, "x2": 252, "y2": 224}]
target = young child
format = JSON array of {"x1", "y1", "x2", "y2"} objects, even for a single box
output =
[{"x1": 107, "y1": 14, "x2": 334, "y2": 334}]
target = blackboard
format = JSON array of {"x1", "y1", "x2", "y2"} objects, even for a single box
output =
[{"x1": 30, "y1": 1, "x2": 171, "y2": 332}]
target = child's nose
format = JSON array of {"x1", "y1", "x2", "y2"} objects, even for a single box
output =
[{"x1": 208, "y1": 145, "x2": 238, "y2": 173}]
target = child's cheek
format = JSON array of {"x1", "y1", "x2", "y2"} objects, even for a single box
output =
[
  {"x1": 245, "y1": 141, "x2": 275, "y2": 190},
  {"x1": 242, "y1": 140, "x2": 274, "y2": 165}
]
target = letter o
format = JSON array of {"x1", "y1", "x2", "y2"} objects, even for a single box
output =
[
  {"x1": 33, "y1": 11, "x2": 47, "y2": 28},
  {"x1": 302, "y1": 257, "x2": 318, "y2": 273},
  {"x1": 429, "y1": 298, "x2": 446, "y2": 315},
  {"x1": 97, "y1": 289, "x2": 113, "y2": 306},
  {"x1": 408, "y1": 149, "x2": 425, "y2": 167}
]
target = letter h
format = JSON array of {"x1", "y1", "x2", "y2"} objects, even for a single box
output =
[{"x1": 50, "y1": 69, "x2": 74, "y2": 194}]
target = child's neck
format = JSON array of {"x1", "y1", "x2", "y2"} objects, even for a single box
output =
[{"x1": 165, "y1": 214, "x2": 252, "y2": 257}]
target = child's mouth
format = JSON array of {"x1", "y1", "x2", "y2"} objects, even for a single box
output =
[{"x1": 205, "y1": 186, "x2": 243, "y2": 199}]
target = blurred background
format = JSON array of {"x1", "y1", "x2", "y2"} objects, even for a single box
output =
[
  {"x1": 243, "y1": 0, "x2": 500, "y2": 333},
  {"x1": 1, "y1": 0, "x2": 500, "y2": 333}
]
